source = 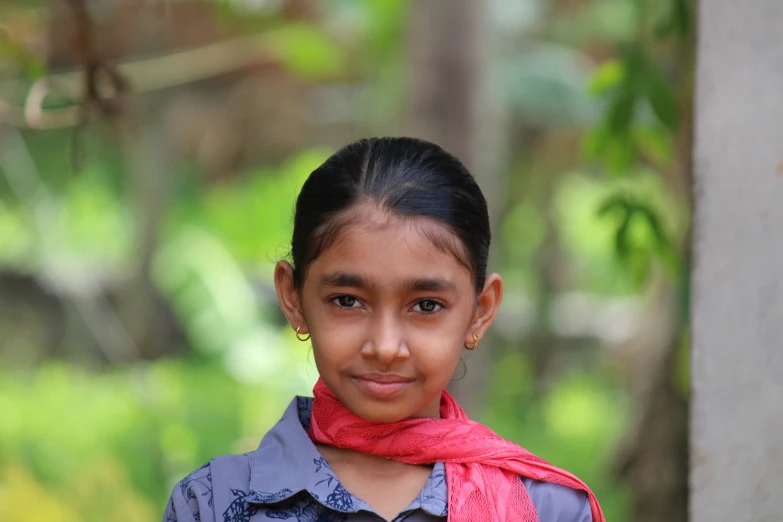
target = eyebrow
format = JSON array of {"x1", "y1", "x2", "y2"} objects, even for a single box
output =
[
  {"x1": 319, "y1": 272, "x2": 457, "y2": 293},
  {"x1": 403, "y1": 277, "x2": 458, "y2": 293},
  {"x1": 320, "y1": 272, "x2": 375, "y2": 290}
]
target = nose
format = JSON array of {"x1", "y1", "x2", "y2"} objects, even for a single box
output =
[{"x1": 360, "y1": 312, "x2": 409, "y2": 365}]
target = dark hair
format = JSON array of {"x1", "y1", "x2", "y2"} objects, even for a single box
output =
[{"x1": 290, "y1": 137, "x2": 490, "y2": 290}]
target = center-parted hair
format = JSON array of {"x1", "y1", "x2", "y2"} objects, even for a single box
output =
[{"x1": 290, "y1": 137, "x2": 490, "y2": 290}]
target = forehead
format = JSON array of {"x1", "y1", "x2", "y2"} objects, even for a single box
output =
[{"x1": 306, "y1": 209, "x2": 473, "y2": 287}]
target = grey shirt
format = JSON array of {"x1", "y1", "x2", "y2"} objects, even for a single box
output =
[{"x1": 163, "y1": 397, "x2": 592, "y2": 522}]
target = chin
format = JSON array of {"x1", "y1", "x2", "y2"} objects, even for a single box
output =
[{"x1": 346, "y1": 399, "x2": 419, "y2": 423}]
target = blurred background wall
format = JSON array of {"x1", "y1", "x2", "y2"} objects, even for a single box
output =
[{"x1": 0, "y1": 1, "x2": 693, "y2": 520}]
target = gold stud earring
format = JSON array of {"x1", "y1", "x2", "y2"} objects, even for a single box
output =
[
  {"x1": 295, "y1": 326, "x2": 311, "y2": 342},
  {"x1": 464, "y1": 333, "x2": 479, "y2": 350}
]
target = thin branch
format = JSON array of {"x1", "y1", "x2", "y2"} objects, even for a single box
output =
[{"x1": 0, "y1": 34, "x2": 277, "y2": 129}]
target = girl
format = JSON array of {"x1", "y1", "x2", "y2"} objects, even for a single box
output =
[{"x1": 163, "y1": 137, "x2": 605, "y2": 522}]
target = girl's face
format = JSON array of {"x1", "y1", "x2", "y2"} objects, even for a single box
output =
[{"x1": 275, "y1": 206, "x2": 503, "y2": 422}]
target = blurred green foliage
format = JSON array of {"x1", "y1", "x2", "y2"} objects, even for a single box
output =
[
  {"x1": 0, "y1": 143, "x2": 647, "y2": 521},
  {"x1": 0, "y1": 0, "x2": 692, "y2": 520},
  {"x1": 0, "y1": 359, "x2": 310, "y2": 520}
]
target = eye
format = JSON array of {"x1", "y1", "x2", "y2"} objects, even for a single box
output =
[
  {"x1": 332, "y1": 295, "x2": 361, "y2": 309},
  {"x1": 412, "y1": 299, "x2": 443, "y2": 314}
]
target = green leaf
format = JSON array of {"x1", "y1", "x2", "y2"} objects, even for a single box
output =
[
  {"x1": 653, "y1": 0, "x2": 691, "y2": 38},
  {"x1": 606, "y1": 135, "x2": 636, "y2": 175},
  {"x1": 614, "y1": 211, "x2": 632, "y2": 259},
  {"x1": 260, "y1": 23, "x2": 346, "y2": 80},
  {"x1": 673, "y1": 0, "x2": 691, "y2": 37},
  {"x1": 583, "y1": 126, "x2": 637, "y2": 176},
  {"x1": 633, "y1": 126, "x2": 674, "y2": 165},
  {"x1": 581, "y1": 127, "x2": 610, "y2": 160},
  {"x1": 645, "y1": 65, "x2": 679, "y2": 129},
  {"x1": 587, "y1": 59, "x2": 626, "y2": 95},
  {"x1": 597, "y1": 190, "x2": 677, "y2": 285},
  {"x1": 608, "y1": 91, "x2": 636, "y2": 135},
  {"x1": 596, "y1": 193, "x2": 629, "y2": 218},
  {"x1": 622, "y1": 44, "x2": 649, "y2": 90},
  {"x1": 634, "y1": 204, "x2": 669, "y2": 252}
]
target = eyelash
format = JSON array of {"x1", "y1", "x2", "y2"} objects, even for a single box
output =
[
  {"x1": 411, "y1": 299, "x2": 444, "y2": 314},
  {"x1": 329, "y1": 295, "x2": 445, "y2": 315},
  {"x1": 331, "y1": 295, "x2": 362, "y2": 309}
]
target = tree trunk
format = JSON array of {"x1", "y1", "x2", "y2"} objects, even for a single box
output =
[
  {"x1": 614, "y1": 275, "x2": 688, "y2": 522},
  {"x1": 690, "y1": 1, "x2": 783, "y2": 520}
]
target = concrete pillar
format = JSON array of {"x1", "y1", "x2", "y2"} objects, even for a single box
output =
[{"x1": 691, "y1": 1, "x2": 783, "y2": 520}]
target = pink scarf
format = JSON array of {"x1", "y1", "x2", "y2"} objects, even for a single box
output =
[{"x1": 308, "y1": 379, "x2": 605, "y2": 522}]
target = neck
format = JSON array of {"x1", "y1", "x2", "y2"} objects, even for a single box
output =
[{"x1": 315, "y1": 442, "x2": 433, "y2": 476}]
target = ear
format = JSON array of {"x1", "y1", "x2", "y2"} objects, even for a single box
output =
[
  {"x1": 274, "y1": 261, "x2": 308, "y2": 335},
  {"x1": 466, "y1": 273, "x2": 503, "y2": 346}
]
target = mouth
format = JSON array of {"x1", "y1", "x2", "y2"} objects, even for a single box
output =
[{"x1": 351, "y1": 373, "x2": 414, "y2": 398}]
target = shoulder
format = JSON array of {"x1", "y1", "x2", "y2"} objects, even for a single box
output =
[
  {"x1": 522, "y1": 477, "x2": 592, "y2": 522},
  {"x1": 164, "y1": 453, "x2": 253, "y2": 522}
]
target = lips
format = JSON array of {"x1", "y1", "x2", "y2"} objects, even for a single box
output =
[{"x1": 352, "y1": 373, "x2": 414, "y2": 398}]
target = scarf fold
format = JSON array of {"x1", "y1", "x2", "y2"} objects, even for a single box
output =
[{"x1": 308, "y1": 379, "x2": 605, "y2": 522}]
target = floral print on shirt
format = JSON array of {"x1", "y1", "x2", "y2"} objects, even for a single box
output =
[{"x1": 163, "y1": 396, "x2": 591, "y2": 522}]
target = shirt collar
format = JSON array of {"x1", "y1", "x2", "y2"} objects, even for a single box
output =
[{"x1": 246, "y1": 396, "x2": 449, "y2": 517}]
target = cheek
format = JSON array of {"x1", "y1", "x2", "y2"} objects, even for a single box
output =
[
  {"x1": 306, "y1": 305, "x2": 363, "y2": 365},
  {"x1": 432, "y1": 306, "x2": 475, "y2": 365},
  {"x1": 411, "y1": 330, "x2": 463, "y2": 365},
  {"x1": 407, "y1": 317, "x2": 468, "y2": 370}
]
